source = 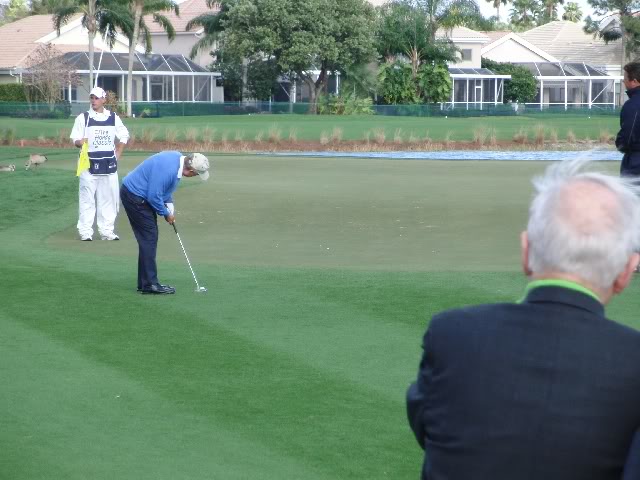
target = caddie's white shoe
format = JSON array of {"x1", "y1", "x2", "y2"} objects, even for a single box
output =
[
  {"x1": 80, "y1": 235, "x2": 92, "y2": 241},
  {"x1": 101, "y1": 234, "x2": 120, "y2": 241}
]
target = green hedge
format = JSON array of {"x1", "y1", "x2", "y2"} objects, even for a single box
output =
[
  {"x1": 0, "y1": 84, "x2": 28, "y2": 102},
  {"x1": 0, "y1": 102, "x2": 71, "y2": 119}
]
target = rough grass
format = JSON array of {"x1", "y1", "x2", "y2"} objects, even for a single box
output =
[{"x1": 0, "y1": 113, "x2": 619, "y2": 144}]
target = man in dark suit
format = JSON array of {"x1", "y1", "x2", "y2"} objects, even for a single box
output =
[
  {"x1": 617, "y1": 62, "x2": 640, "y2": 178},
  {"x1": 407, "y1": 159, "x2": 640, "y2": 480}
]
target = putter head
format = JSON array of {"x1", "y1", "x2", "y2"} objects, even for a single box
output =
[{"x1": 196, "y1": 286, "x2": 208, "y2": 293}]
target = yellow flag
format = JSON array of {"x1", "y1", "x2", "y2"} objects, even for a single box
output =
[{"x1": 76, "y1": 141, "x2": 89, "y2": 177}]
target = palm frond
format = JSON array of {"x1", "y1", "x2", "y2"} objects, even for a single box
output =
[
  {"x1": 186, "y1": 12, "x2": 224, "y2": 33},
  {"x1": 52, "y1": 5, "x2": 81, "y2": 35},
  {"x1": 190, "y1": 35, "x2": 217, "y2": 60},
  {"x1": 152, "y1": 13, "x2": 176, "y2": 41},
  {"x1": 142, "y1": 0, "x2": 179, "y2": 16}
]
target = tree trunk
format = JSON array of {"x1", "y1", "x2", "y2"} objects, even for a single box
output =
[
  {"x1": 311, "y1": 68, "x2": 328, "y2": 114},
  {"x1": 88, "y1": 0, "x2": 96, "y2": 90},
  {"x1": 304, "y1": 76, "x2": 317, "y2": 113},
  {"x1": 127, "y1": 1, "x2": 143, "y2": 117}
]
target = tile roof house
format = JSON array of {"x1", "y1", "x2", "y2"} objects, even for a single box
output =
[
  {"x1": 0, "y1": 13, "x2": 223, "y2": 105},
  {"x1": 0, "y1": 14, "x2": 133, "y2": 74},
  {"x1": 521, "y1": 20, "x2": 622, "y2": 71}
]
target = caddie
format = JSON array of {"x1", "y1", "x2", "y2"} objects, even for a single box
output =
[{"x1": 70, "y1": 86, "x2": 129, "y2": 241}]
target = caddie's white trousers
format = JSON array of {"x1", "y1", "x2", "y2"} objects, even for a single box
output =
[{"x1": 77, "y1": 170, "x2": 120, "y2": 239}]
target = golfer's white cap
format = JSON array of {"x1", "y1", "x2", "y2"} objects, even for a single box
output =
[
  {"x1": 190, "y1": 153, "x2": 210, "y2": 181},
  {"x1": 89, "y1": 86, "x2": 106, "y2": 99}
]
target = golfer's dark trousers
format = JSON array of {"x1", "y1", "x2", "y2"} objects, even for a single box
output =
[{"x1": 120, "y1": 185, "x2": 159, "y2": 289}]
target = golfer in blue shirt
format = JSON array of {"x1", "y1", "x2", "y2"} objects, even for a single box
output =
[{"x1": 121, "y1": 151, "x2": 210, "y2": 294}]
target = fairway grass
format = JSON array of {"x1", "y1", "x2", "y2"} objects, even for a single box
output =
[{"x1": 2, "y1": 149, "x2": 640, "y2": 479}]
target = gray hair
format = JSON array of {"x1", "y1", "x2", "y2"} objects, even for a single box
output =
[{"x1": 527, "y1": 158, "x2": 640, "y2": 289}]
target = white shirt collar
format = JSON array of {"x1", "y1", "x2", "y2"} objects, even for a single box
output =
[
  {"x1": 89, "y1": 107, "x2": 110, "y2": 119},
  {"x1": 178, "y1": 155, "x2": 185, "y2": 178}
]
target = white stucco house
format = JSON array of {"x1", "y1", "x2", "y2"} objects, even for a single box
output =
[
  {"x1": 437, "y1": 26, "x2": 511, "y2": 108},
  {"x1": 482, "y1": 21, "x2": 623, "y2": 108}
]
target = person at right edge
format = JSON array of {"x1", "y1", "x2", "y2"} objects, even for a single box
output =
[
  {"x1": 407, "y1": 158, "x2": 640, "y2": 480},
  {"x1": 617, "y1": 61, "x2": 640, "y2": 274},
  {"x1": 120, "y1": 151, "x2": 210, "y2": 295},
  {"x1": 617, "y1": 62, "x2": 640, "y2": 178}
]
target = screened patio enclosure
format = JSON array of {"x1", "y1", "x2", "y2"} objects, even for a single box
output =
[
  {"x1": 57, "y1": 52, "x2": 223, "y2": 103},
  {"x1": 514, "y1": 62, "x2": 621, "y2": 109},
  {"x1": 449, "y1": 67, "x2": 511, "y2": 109}
]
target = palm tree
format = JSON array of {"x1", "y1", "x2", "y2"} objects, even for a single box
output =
[
  {"x1": 53, "y1": 0, "x2": 131, "y2": 92},
  {"x1": 542, "y1": 0, "x2": 563, "y2": 23},
  {"x1": 413, "y1": 0, "x2": 483, "y2": 43},
  {"x1": 562, "y1": 1, "x2": 582, "y2": 21},
  {"x1": 485, "y1": 0, "x2": 510, "y2": 21},
  {"x1": 509, "y1": 0, "x2": 541, "y2": 28},
  {"x1": 122, "y1": 0, "x2": 179, "y2": 116},
  {"x1": 375, "y1": 0, "x2": 459, "y2": 76}
]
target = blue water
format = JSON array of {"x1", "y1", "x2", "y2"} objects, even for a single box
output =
[{"x1": 262, "y1": 150, "x2": 622, "y2": 161}]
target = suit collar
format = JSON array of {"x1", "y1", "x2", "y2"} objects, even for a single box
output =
[{"x1": 523, "y1": 285, "x2": 605, "y2": 317}]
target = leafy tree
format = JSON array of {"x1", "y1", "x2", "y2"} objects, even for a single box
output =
[
  {"x1": 482, "y1": 58, "x2": 537, "y2": 103},
  {"x1": 213, "y1": 0, "x2": 377, "y2": 112},
  {"x1": 2, "y1": 0, "x2": 29, "y2": 24},
  {"x1": 485, "y1": 0, "x2": 510, "y2": 21},
  {"x1": 210, "y1": 54, "x2": 243, "y2": 101},
  {"x1": 246, "y1": 58, "x2": 280, "y2": 101},
  {"x1": 340, "y1": 63, "x2": 378, "y2": 99},
  {"x1": 562, "y1": 1, "x2": 582, "y2": 20},
  {"x1": 30, "y1": 0, "x2": 75, "y2": 14},
  {"x1": 121, "y1": 0, "x2": 179, "y2": 116},
  {"x1": 53, "y1": 0, "x2": 132, "y2": 92}
]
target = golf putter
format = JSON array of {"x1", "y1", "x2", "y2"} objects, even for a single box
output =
[{"x1": 172, "y1": 222, "x2": 207, "y2": 293}]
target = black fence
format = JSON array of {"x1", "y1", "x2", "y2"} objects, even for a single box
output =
[{"x1": 0, "y1": 101, "x2": 621, "y2": 119}]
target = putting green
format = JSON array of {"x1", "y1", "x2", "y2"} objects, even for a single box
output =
[{"x1": 2, "y1": 148, "x2": 639, "y2": 479}]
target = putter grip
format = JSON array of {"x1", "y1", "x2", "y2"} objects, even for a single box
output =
[{"x1": 172, "y1": 223, "x2": 178, "y2": 234}]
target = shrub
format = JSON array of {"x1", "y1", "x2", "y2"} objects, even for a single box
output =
[
  {"x1": 317, "y1": 92, "x2": 374, "y2": 115},
  {"x1": 0, "y1": 84, "x2": 28, "y2": 102},
  {"x1": 482, "y1": 59, "x2": 537, "y2": 104},
  {"x1": 105, "y1": 91, "x2": 125, "y2": 115}
]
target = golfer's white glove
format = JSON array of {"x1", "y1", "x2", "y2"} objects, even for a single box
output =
[{"x1": 165, "y1": 203, "x2": 175, "y2": 215}]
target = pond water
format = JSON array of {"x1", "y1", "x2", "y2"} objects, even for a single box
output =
[{"x1": 263, "y1": 149, "x2": 621, "y2": 162}]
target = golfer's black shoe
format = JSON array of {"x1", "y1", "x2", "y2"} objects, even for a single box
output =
[
  {"x1": 137, "y1": 284, "x2": 173, "y2": 293},
  {"x1": 141, "y1": 284, "x2": 176, "y2": 295}
]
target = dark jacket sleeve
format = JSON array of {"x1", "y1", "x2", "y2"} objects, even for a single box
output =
[
  {"x1": 617, "y1": 103, "x2": 639, "y2": 153},
  {"x1": 406, "y1": 326, "x2": 435, "y2": 450},
  {"x1": 623, "y1": 428, "x2": 640, "y2": 480}
]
